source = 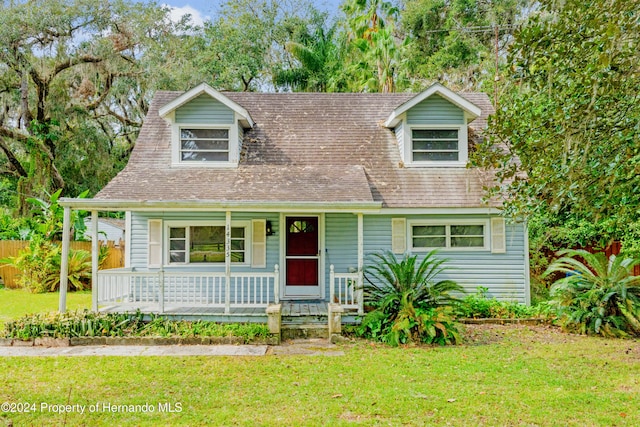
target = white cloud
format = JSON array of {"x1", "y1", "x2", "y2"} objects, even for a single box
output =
[{"x1": 164, "y1": 4, "x2": 208, "y2": 28}]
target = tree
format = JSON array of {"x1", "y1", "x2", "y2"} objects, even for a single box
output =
[
  {"x1": 273, "y1": 12, "x2": 342, "y2": 92},
  {"x1": 473, "y1": 0, "x2": 640, "y2": 246},
  {"x1": 400, "y1": 0, "x2": 528, "y2": 91},
  {"x1": 341, "y1": 0, "x2": 405, "y2": 92},
  {"x1": 0, "y1": 0, "x2": 182, "y2": 210}
]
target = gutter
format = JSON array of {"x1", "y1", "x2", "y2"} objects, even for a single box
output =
[{"x1": 59, "y1": 198, "x2": 383, "y2": 213}]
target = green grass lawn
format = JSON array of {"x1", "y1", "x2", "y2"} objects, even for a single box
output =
[
  {"x1": 0, "y1": 289, "x2": 638, "y2": 425},
  {"x1": 0, "y1": 288, "x2": 91, "y2": 328},
  {"x1": 0, "y1": 325, "x2": 639, "y2": 426}
]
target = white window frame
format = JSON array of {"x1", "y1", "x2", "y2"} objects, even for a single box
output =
[
  {"x1": 170, "y1": 123, "x2": 239, "y2": 168},
  {"x1": 408, "y1": 219, "x2": 489, "y2": 251},
  {"x1": 164, "y1": 220, "x2": 251, "y2": 266},
  {"x1": 404, "y1": 123, "x2": 468, "y2": 167}
]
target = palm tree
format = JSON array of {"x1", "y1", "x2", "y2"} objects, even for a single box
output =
[
  {"x1": 362, "y1": 250, "x2": 464, "y2": 345},
  {"x1": 543, "y1": 249, "x2": 640, "y2": 337}
]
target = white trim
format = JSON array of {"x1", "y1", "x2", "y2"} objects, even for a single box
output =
[
  {"x1": 280, "y1": 213, "x2": 325, "y2": 300},
  {"x1": 171, "y1": 123, "x2": 239, "y2": 168},
  {"x1": 384, "y1": 82, "x2": 481, "y2": 128},
  {"x1": 391, "y1": 218, "x2": 407, "y2": 254},
  {"x1": 164, "y1": 219, "x2": 251, "y2": 266},
  {"x1": 159, "y1": 83, "x2": 254, "y2": 128},
  {"x1": 490, "y1": 217, "x2": 507, "y2": 254},
  {"x1": 372, "y1": 207, "x2": 500, "y2": 215},
  {"x1": 124, "y1": 211, "x2": 132, "y2": 268},
  {"x1": 60, "y1": 198, "x2": 382, "y2": 212},
  {"x1": 408, "y1": 219, "x2": 490, "y2": 252},
  {"x1": 147, "y1": 219, "x2": 163, "y2": 268},
  {"x1": 251, "y1": 219, "x2": 267, "y2": 268},
  {"x1": 404, "y1": 123, "x2": 468, "y2": 167}
]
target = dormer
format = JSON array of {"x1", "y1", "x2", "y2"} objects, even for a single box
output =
[
  {"x1": 159, "y1": 83, "x2": 254, "y2": 168},
  {"x1": 385, "y1": 83, "x2": 482, "y2": 167}
]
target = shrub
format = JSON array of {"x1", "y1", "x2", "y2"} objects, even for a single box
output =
[
  {"x1": 358, "y1": 250, "x2": 464, "y2": 346},
  {"x1": 543, "y1": 249, "x2": 640, "y2": 337},
  {"x1": 3, "y1": 310, "x2": 271, "y2": 342},
  {"x1": 454, "y1": 287, "x2": 545, "y2": 319},
  {"x1": 0, "y1": 236, "x2": 92, "y2": 292}
]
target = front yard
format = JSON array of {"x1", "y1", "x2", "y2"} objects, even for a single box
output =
[
  {"x1": 0, "y1": 288, "x2": 638, "y2": 425},
  {"x1": 0, "y1": 324, "x2": 638, "y2": 426}
]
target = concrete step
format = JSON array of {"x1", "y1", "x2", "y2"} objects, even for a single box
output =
[
  {"x1": 282, "y1": 324, "x2": 329, "y2": 340},
  {"x1": 282, "y1": 315, "x2": 328, "y2": 326}
]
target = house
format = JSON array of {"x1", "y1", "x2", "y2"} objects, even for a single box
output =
[
  {"x1": 58, "y1": 82, "x2": 530, "y2": 327},
  {"x1": 83, "y1": 217, "x2": 125, "y2": 245}
]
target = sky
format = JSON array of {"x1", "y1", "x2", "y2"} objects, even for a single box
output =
[{"x1": 157, "y1": 0, "x2": 343, "y2": 27}]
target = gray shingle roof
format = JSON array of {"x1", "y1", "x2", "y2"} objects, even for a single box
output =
[{"x1": 96, "y1": 90, "x2": 496, "y2": 208}]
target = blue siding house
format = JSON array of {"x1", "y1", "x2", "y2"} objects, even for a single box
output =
[{"x1": 59, "y1": 83, "x2": 530, "y2": 322}]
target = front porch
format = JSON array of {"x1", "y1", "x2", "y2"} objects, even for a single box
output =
[{"x1": 94, "y1": 266, "x2": 363, "y2": 322}]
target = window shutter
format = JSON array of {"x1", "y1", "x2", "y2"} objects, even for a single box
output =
[
  {"x1": 491, "y1": 217, "x2": 506, "y2": 254},
  {"x1": 391, "y1": 218, "x2": 407, "y2": 254},
  {"x1": 148, "y1": 219, "x2": 163, "y2": 268},
  {"x1": 252, "y1": 219, "x2": 267, "y2": 268}
]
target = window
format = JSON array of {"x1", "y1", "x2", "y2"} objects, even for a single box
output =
[
  {"x1": 168, "y1": 225, "x2": 246, "y2": 264},
  {"x1": 411, "y1": 129, "x2": 459, "y2": 162},
  {"x1": 411, "y1": 222, "x2": 486, "y2": 250},
  {"x1": 180, "y1": 128, "x2": 229, "y2": 162}
]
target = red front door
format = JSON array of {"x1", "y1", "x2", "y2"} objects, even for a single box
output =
[{"x1": 285, "y1": 217, "x2": 320, "y2": 297}]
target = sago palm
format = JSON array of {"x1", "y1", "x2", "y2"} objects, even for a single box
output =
[
  {"x1": 543, "y1": 249, "x2": 640, "y2": 337},
  {"x1": 362, "y1": 250, "x2": 463, "y2": 345}
]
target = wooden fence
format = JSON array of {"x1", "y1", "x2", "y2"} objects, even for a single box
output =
[
  {"x1": 0, "y1": 240, "x2": 124, "y2": 289},
  {"x1": 590, "y1": 241, "x2": 640, "y2": 276}
]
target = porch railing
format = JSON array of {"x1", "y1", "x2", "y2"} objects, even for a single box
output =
[
  {"x1": 97, "y1": 265, "x2": 279, "y2": 314},
  {"x1": 329, "y1": 265, "x2": 363, "y2": 314}
]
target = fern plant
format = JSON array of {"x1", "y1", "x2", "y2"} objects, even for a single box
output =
[
  {"x1": 543, "y1": 249, "x2": 640, "y2": 337},
  {"x1": 360, "y1": 250, "x2": 464, "y2": 346}
]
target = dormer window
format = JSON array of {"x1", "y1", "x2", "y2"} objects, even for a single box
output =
[
  {"x1": 180, "y1": 128, "x2": 230, "y2": 162},
  {"x1": 158, "y1": 83, "x2": 254, "y2": 168},
  {"x1": 384, "y1": 83, "x2": 482, "y2": 168},
  {"x1": 411, "y1": 129, "x2": 459, "y2": 162}
]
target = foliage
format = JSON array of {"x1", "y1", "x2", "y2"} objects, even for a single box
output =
[
  {"x1": 0, "y1": 0, "x2": 186, "y2": 206},
  {"x1": 0, "y1": 236, "x2": 92, "y2": 293},
  {"x1": 543, "y1": 249, "x2": 640, "y2": 337},
  {"x1": 473, "y1": 0, "x2": 640, "y2": 244},
  {"x1": 25, "y1": 188, "x2": 89, "y2": 241},
  {"x1": 3, "y1": 310, "x2": 270, "y2": 342},
  {"x1": 454, "y1": 286, "x2": 549, "y2": 319},
  {"x1": 400, "y1": 0, "x2": 528, "y2": 91},
  {"x1": 0, "y1": 209, "x2": 33, "y2": 240},
  {"x1": 359, "y1": 250, "x2": 464, "y2": 345},
  {"x1": 274, "y1": 13, "x2": 343, "y2": 92},
  {"x1": 341, "y1": 0, "x2": 407, "y2": 92}
]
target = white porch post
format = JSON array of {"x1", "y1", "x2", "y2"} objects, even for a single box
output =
[
  {"x1": 357, "y1": 213, "x2": 364, "y2": 315},
  {"x1": 58, "y1": 206, "x2": 72, "y2": 313},
  {"x1": 91, "y1": 210, "x2": 99, "y2": 312},
  {"x1": 273, "y1": 264, "x2": 280, "y2": 304},
  {"x1": 225, "y1": 211, "x2": 231, "y2": 314}
]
